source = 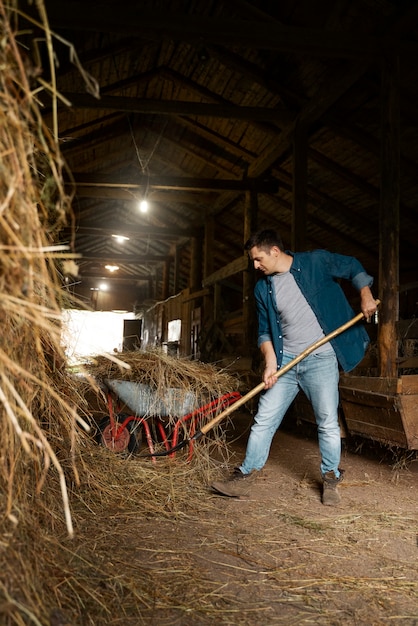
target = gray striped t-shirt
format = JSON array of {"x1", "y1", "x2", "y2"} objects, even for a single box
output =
[{"x1": 271, "y1": 271, "x2": 334, "y2": 355}]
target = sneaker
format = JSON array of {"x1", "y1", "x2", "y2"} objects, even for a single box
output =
[
  {"x1": 211, "y1": 468, "x2": 255, "y2": 497},
  {"x1": 322, "y1": 469, "x2": 345, "y2": 506}
]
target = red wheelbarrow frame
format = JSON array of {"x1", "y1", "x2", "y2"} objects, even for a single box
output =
[{"x1": 103, "y1": 389, "x2": 242, "y2": 462}]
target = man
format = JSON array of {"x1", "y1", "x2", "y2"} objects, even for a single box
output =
[{"x1": 212, "y1": 229, "x2": 377, "y2": 506}]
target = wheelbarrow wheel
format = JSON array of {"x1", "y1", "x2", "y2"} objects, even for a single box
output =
[{"x1": 95, "y1": 414, "x2": 142, "y2": 454}]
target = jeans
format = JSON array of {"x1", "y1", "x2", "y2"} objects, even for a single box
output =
[{"x1": 240, "y1": 351, "x2": 341, "y2": 478}]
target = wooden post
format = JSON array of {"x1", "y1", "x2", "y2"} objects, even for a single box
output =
[
  {"x1": 189, "y1": 235, "x2": 202, "y2": 292},
  {"x1": 292, "y1": 123, "x2": 308, "y2": 251},
  {"x1": 181, "y1": 288, "x2": 192, "y2": 356},
  {"x1": 173, "y1": 245, "x2": 180, "y2": 294},
  {"x1": 243, "y1": 188, "x2": 258, "y2": 357},
  {"x1": 203, "y1": 217, "x2": 214, "y2": 325},
  {"x1": 378, "y1": 53, "x2": 400, "y2": 378},
  {"x1": 214, "y1": 282, "x2": 221, "y2": 323},
  {"x1": 162, "y1": 259, "x2": 170, "y2": 300}
]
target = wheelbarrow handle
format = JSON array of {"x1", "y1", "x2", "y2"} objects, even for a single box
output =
[{"x1": 195, "y1": 301, "x2": 380, "y2": 439}]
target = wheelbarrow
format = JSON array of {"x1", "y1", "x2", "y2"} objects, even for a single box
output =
[{"x1": 95, "y1": 378, "x2": 241, "y2": 462}]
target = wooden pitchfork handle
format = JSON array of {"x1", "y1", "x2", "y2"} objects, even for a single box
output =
[{"x1": 193, "y1": 300, "x2": 380, "y2": 440}]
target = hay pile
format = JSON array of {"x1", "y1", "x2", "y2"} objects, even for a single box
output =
[
  {"x1": 86, "y1": 349, "x2": 242, "y2": 415},
  {"x1": 88, "y1": 350, "x2": 241, "y2": 395},
  {"x1": 0, "y1": 0, "x2": 86, "y2": 536},
  {"x1": 0, "y1": 5, "x2": 243, "y2": 624}
]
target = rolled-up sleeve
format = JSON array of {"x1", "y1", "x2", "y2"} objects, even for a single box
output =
[
  {"x1": 254, "y1": 287, "x2": 272, "y2": 347},
  {"x1": 324, "y1": 251, "x2": 374, "y2": 291},
  {"x1": 351, "y1": 270, "x2": 374, "y2": 291}
]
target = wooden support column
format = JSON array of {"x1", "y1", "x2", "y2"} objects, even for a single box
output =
[
  {"x1": 203, "y1": 217, "x2": 214, "y2": 278},
  {"x1": 378, "y1": 53, "x2": 400, "y2": 378},
  {"x1": 292, "y1": 123, "x2": 308, "y2": 251},
  {"x1": 203, "y1": 217, "x2": 215, "y2": 324},
  {"x1": 213, "y1": 283, "x2": 221, "y2": 323},
  {"x1": 147, "y1": 277, "x2": 154, "y2": 300},
  {"x1": 189, "y1": 235, "x2": 202, "y2": 292},
  {"x1": 154, "y1": 267, "x2": 160, "y2": 301},
  {"x1": 188, "y1": 234, "x2": 203, "y2": 358},
  {"x1": 181, "y1": 288, "x2": 192, "y2": 356},
  {"x1": 243, "y1": 188, "x2": 258, "y2": 356},
  {"x1": 162, "y1": 259, "x2": 170, "y2": 300},
  {"x1": 173, "y1": 245, "x2": 181, "y2": 294}
]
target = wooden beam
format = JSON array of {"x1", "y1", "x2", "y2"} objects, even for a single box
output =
[
  {"x1": 61, "y1": 225, "x2": 194, "y2": 239},
  {"x1": 202, "y1": 255, "x2": 248, "y2": 287},
  {"x1": 182, "y1": 288, "x2": 210, "y2": 303},
  {"x1": 72, "y1": 185, "x2": 204, "y2": 205},
  {"x1": 76, "y1": 274, "x2": 151, "y2": 283},
  {"x1": 60, "y1": 92, "x2": 295, "y2": 125},
  {"x1": 399, "y1": 281, "x2": 418, "y2": 293},
  {"x1": 72, "y1": 173, "x2": 279, "y2": 193},
  {"x1": 79, "y1": 254, "x2": 172, "y2": 263}
]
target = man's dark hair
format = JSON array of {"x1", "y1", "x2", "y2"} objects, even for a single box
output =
[{"x1": 244, "y1": 229, "x2": 285, "y2": 252}]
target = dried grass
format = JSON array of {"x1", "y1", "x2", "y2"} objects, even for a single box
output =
[
  {"x1": 0, "y1": 5, "x2": 244, "y2": 623},
  {"x1": 0, "y1": 0, "x2": 87, "y2": 538},
  {"x1": 87, "y1": 350, "x2": 241, "y2": 397}
]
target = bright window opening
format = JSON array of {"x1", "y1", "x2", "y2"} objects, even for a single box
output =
[{"x1": 62, "y1": 309, "x2": 136, "y2": 364}]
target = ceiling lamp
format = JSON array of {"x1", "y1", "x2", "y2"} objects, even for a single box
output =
[
  {"x1": 139, "y1": 199, "x2": 148, "y2": 213},
  {"x1": 112, "y1": 234, "x2": 130, "y2": 243},
  {"x1": 105, "y1": 264, "x2": 119, "y2": 272}
]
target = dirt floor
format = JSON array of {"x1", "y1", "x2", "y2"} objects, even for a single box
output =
[{"x1": 98, "y1": 413, "x2": 417, "y2": 626}]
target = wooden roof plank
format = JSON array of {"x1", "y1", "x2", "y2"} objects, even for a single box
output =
[{"x1": 45, "y1": 6, "x2": 381, "y2": 59}]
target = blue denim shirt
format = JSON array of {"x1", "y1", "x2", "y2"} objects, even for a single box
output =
[{"x1": 254, "y1": 250, "x2": 373, "y2": 372}]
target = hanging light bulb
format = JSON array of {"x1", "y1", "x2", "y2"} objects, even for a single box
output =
[
  {"x1": 139, "y1": 199, "x2": 148, "y2": 213},
  {"x1": 112, "y1": 234, "x2": 129, "y2": 243}
]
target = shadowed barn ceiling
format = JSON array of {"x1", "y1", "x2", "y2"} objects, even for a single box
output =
[{"x1": 29, "y1": 0, "x2": 418, "y2": 310}]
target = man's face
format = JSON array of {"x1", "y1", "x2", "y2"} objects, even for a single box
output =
[{"x1": 249, "y1": 245, "x2": 278, "y2": 275}]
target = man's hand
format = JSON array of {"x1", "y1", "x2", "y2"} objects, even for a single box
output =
[
  {"x1": 263, "y1": 363, "x2": 278, "y2": 389},
  {"x1": 260, "y1": 340, "x2": 278, "y2": 389},
  {"x1": 360, "y1": 286, "x2": 378, "y2": 322}
]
